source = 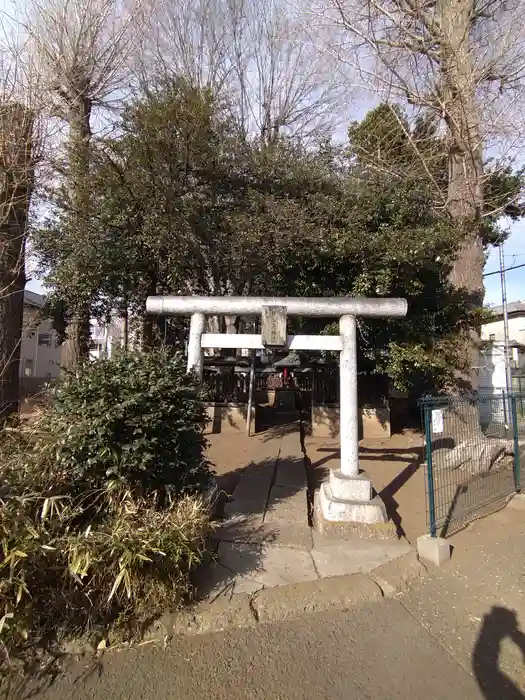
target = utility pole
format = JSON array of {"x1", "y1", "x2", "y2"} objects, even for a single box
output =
[{"x1": 499, "y1": 242, "x2": 513, "y2": 399}]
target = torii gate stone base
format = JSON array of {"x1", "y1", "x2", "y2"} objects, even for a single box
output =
[{"x1": 146, "y1": 295, "x2": 408, "y2": 528}]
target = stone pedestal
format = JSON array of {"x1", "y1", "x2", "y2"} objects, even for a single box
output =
[
  {"x1": 314, "y1": 489, "x2": 397, "y2": 540},
  {"x1": 319, "y1": 483, "x2": 388, "y2": 524},
  {"x1": 329, "y1": 470, "x2": 373, "y2": 501},
  {"x1": 317, "y1": 468, "x2": 394, "y2": 540}
]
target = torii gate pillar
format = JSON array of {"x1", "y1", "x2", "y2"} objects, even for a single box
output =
[{"x1": 146, "y1": 295, "x2": 407, "y2": 526}]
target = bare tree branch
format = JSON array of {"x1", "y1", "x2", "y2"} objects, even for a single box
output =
[
  {"x1": 139, "y1": 0, "x2": 347, "y2": 142},
  {"x1": 21, "y1": 0, "x2": 145, "y2": 368},
  {"x1": 308, "y1": 0, "x2": 525, "y2": 449}
]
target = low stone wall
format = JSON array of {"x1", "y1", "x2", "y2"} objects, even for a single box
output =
[
  {"x1": 205, "y1": 403, "x2": 255, "y2": 434},
  {"x1": 311, "y1": 406, "x2": 340, "y2": 439},
  {"x1": 362, "y1": 405, "x2": 391, "y2": 439},
  {"x1": 311, "y1": 404, "x2": 391, "y2": 439}
]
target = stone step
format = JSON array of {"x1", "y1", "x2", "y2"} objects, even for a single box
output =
[
  {"x1": 311, "y1": 529, "x2": 413, "y2": 578},
  {"x1": 215, "y1": 520, "x2": 314, "y2": 550}
]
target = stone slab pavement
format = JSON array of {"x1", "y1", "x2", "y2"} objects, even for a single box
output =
[
  {"x1": 198, "y1": 429, "x2": 414, "y2": 602},
  {"x1": 206, "y1": 431, "x2": 281, "y2": 498}
]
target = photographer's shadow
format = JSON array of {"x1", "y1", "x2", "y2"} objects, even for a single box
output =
[{"x1": 473, "y1": 606, "x2": 525, "y2": 699}]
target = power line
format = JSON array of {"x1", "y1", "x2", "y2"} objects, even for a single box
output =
[{"x1": 484, "y1": 262, "x2": 525, "y2": 278}]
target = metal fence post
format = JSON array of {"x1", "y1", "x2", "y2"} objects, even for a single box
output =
[
  {"x1": 511, "y1": 394, "x2": 521, "y2": 492},
  {"x1": 424, "y1": 403, "x2": 437, "y2": 537}
]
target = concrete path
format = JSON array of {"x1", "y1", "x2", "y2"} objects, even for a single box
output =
[
  {"x1": 400, "y1": 502, "x2": 525, "y2": 697},
  {"x1": 33, "y1": 601, "x2": 485, "y2": 700},
  {"x1": 30, "y1": 502, "x2": 525, "y2": 700},
  {"x1": 199, "y1": 429, "x2": 412, "y2": 601}
]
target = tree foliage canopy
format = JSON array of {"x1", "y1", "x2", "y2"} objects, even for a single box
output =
[{"x1": 34, "y1": 90, "x2": 525, "y2": 394}]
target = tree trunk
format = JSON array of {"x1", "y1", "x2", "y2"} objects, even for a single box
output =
[
  {"x1": 0, "y1": 273, "x2": 25, "y2": 419},
  {"x1": 60, "y1": 97, "x2": 93, "y2": 369},
  {"x1": 439, "y1": 0, "x2": 485, "y2": 391},
  {"x1": 122, "y1": 302, "x2": 129, "y2": 351},
  {"x1": 60, "y1": 312, "x2": 91, "y2": 369},
  {"x1": 0, "y1": 104, "x2": 34, "y2": 419},
  {"x1": 436, "y1": 0, "x2": 502, "y2": 469},
  {"x1": 141, "y1": 275, "x2": 158, "y2": 350}
]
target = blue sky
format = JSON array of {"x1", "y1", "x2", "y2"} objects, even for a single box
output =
[{"x1": 484, "y1": 220, "x2": 525, "y2": 306}]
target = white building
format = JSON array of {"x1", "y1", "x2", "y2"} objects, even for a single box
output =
[
  {"x1": 481, "y1": 301, "x2": 525, "y2": 345},
  {"x1": 480, "y1": 302, "x2": 525, "y2": 387},
  {"x1": 19, "y1": 294, "x2": 135, "y2": 400},
  {"x1": 89, "y1": 319, "x2": 126, "y2": 360},
  {"x1": 19, "y1": 291, "x2": 61, "y2": 392},
  {"x1": 479, "y1": 302, "x2": 525, "y2": 424},
  {"x1": 479, "y1": 341, "x2": 525, "y2": 388}
]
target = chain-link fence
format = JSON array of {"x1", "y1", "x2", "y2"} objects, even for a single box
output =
[{"x1": 421, "y1": 393, "x2": 525, "y2": 537}]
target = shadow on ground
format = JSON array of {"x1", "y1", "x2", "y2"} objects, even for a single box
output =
[
  {"x1": 473, "y1": 606, "x2": 525, "y2": 699},
  {"x1": 195, "y1": 443, "x2": 310, "y2": 602}
]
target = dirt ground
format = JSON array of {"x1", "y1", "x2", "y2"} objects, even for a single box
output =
[
  {"x1": 305, "y1": 430, "x2": 426, "y2": 543},
  {"x1": 206, "y1": 427, "x2": 428, "y2": 544},
  {"x1": 205, "y1": 429, "x2": 288, "y2": 497}
]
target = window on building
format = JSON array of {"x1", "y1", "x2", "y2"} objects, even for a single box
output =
[
  {"x1": 38, "y1": 332, "x2": 52, "y2": 347},
  {"x1": 23, "y1": 358, "x2": 34, "y2": 377}
]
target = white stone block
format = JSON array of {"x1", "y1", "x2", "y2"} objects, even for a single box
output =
[
  {"x1": 329, "y1": 469, "x2": 372, "y2": 501},
  {"x1": 416, "y1": 534, "x2": 451, "y2": 567},
  {"x1": 319, "y1": 483, "x2": 388, "y2": 525}
]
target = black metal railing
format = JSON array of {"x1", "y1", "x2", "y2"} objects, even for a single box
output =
[
  {"x1": 421, "y1": 393, "x2": 525, "y2": 538},
  {"x1": 312, "y1": 371, "x2": 389, "y2": 407},
  {"x1": 202, "y1": 371, "x2": 249, "y2": 404},
  {"x1": 293, "y1": 373, "x2": 313, "y2": 392}
]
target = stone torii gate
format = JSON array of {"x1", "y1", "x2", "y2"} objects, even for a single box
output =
[{"x1": 146, "y1": 295, "x2": 407, "y2": 526}]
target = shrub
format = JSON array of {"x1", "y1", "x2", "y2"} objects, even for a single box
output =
[
  {"x1": 40, "y1": 348, "x2": 213, "y2": 498},
  {"x1": 0, "y1": 350, "x2": 213, "y2": 679}
]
